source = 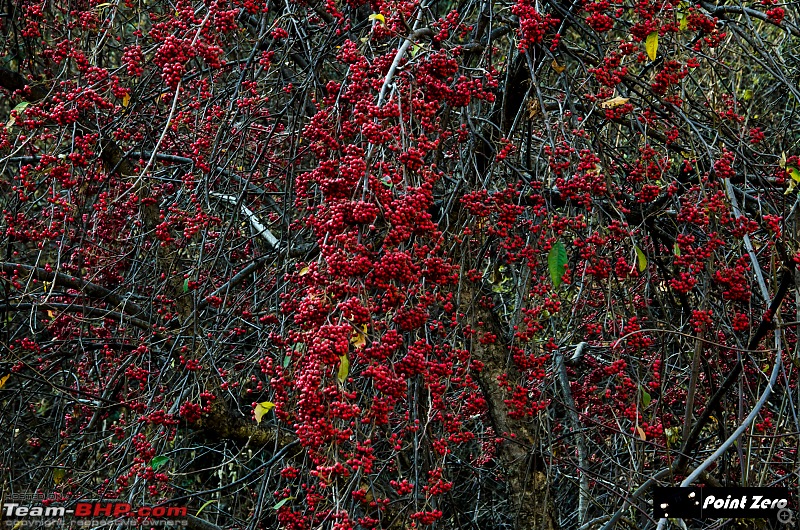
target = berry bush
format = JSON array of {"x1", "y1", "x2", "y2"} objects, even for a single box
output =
[{"x1": 1, "y1": 0, "x2": 800, "y2": 528}]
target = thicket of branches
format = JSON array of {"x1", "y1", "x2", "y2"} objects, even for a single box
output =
[{"x1": 1, "y1": 0, "x2": 799, "y2": 528}]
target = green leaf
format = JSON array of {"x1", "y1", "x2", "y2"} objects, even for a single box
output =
[
  {"x1": 12, "y1": 101, "x2": 30, "y2": 114},
  {"x1": 36, "y1": 401, "x2": 50, "y2": 416},
  {"x1": 196, "y1": 500, "x2": 216, "y2": 516},
  {"x1": 548, "y1": 240, "x2": 568, "y2": 288},
  {"x1": 645, "y1": 32, "x2": 658, "y2": 61},
  {"x1": 635, "y1": 245, "x2": 647, "y2": 272},
  {"x1": 183, "y1": 278, "x2": 189, "y2": 292},
  {"x1": 678, "y1": 2, "x2": 689, "y2": 31},
  {"x1": 283, "y1": 354, "x2": 291, "y2": 368},
  {"x1": 254, "y1": 401, "x2": 275, "y2": 424},
  {"x1": 641, "y1": 386, "x2": 651, "y2": 408},
  {"x1": 785, "y1": 162, "x2": 800, "y2": 194},
  {"x1": 5, "y1": 101, "x2": 30, "y2": 128},
  {"x1": 787, "y1": 166, "x2": 800, "y2": 183},
  {"x1": 150, "y1": 455, "x2": 170, "y2": 470},
  {"x1": 338, "y1": 354, "x2": 350, "y2": 383},
  {"x1": 677, "y1": 5, "x2": 688, "y2": 32},
  {"x1": 673, "y1": 242, "x2": 680, "y2": 257},
  {"x1": 273, "y1": 497, "x2": 295, "y2": 510}
]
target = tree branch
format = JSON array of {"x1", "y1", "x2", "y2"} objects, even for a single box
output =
[
  {"x1": 676, "y1": 260, "x2": 796, "y2": 472},
  {"x1": 0, "y1": 262, "x2": 146, "y2": 318},
  {"x1": 699, "y1": 1, "x2": 800, "y2": 37},
  {"x1": 0, "y1": 302, "x2": 155, "y2": 335}
]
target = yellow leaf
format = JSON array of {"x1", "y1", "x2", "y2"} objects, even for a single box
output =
[
  {"x1": 196, "y1": 500, "x2": 217, "y2": 516},
  {"x1": 368, "y1": 13, "x2": 385, "y2": 25},
  {"x1": 665, "y1": 426, "x2": 681, "y2": 446},
  {"x1": 636, "y1": 426, "x2": 647, "y2": 441},
  {"x1": 677, "y1": 4, "x2": 688, "y2": 32},
  {"x1": 742, "y1": 89, "x2": 753, "y2": 101},
  {"x1": 254, "y1": 401, "x2": 275, "y2": 424},
  {"x1": 53, "y1": 468, "x2": 66, "y2": 484},
  {"x1": 678, "y1": 2, "x2": 689, "y2": 31},
  {"x1": 551, "y1": 59, "x2": 565, "y2": 74},
  {"x1": 527, "y1": 98, "x2": 540, "y2": 119},
  {"x1": 338, "y1": 354, "x2": 350, "y2": 383},
  {"x1": 122, "y1": 94, "x2": 130, "y2": 107},
  {"x1": 350, "y1": 324, "x2": 367, "y2": 349},
  {"x1": 635, "y1": 245, "x2": 647, "y2": 272},
  {"x1": 787, "y1": 182, "x2": 798, "y2": 195},
  {"x1": 299, "y1": 266, "x2": 310, "y2": 276},
  {"x1": 645, "y1": 32, "x2": 659, "y2": 61},
  {"x1": 600, "y1": 96, "x2": 629, "y2": 109},
  {"x1": 0, "y1": 374, "x2": 9, "y2": 389}
]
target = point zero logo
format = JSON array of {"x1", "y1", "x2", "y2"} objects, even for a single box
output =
[{"x1": 654, "y1": 487, "x2": 793, "y2": 522}]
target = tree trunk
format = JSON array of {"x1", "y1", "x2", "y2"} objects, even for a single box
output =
[{"x1": 464, "y1": 282, "x2": 559, "y2": 530}]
